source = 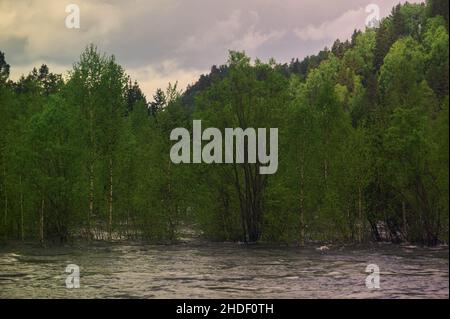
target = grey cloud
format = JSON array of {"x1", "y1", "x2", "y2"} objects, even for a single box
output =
[
  {"x1": 0, "y1": 37, "x2": 28, "y2": 64},
  {"x1": 0, "y1": 0, "x2": 424, "y2": 96}
]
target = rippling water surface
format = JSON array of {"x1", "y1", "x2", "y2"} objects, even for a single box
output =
[{"x1": 0, "y1": 241, "x2": 448, "y2": 298}]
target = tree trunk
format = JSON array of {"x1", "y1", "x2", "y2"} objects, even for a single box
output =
[
  {"x1": 88, "y1": 108, "x2": 94, "y2": 239},
  {"x1": 20, "y1": 175, "x2": 24, "y2": 241},
  {"x1": 166, "y1": 160, "x2": 175, "y2": 240},
  {"x1": 241, "y1": 163, "x2": 264, "y2": 243},
  {"x1": 3, "y1": 166, "x2": 7, "y2": 240},
  {"x1": 299, "y1": 163, "x2": 305, "y2": 247},
  {"x1": 88, "y1": 163, "x2": 93, "y2": 238},
  {"x1": 3, "y1": 189, "x2": 7, "y2": 241},
  {"x1": 358, "y1": 186, "x2": 363, "y2": 243},
  {"x1": 402, "y1": 201, "x2": 407, "y2": 241},
  {"x1": 40, "y1": 198, "x2": 44, "y2": 245},
  {"x1": 108, "y1": 157, "x2": 113, "y2": 240}
]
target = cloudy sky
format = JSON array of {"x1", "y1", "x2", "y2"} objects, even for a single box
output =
[{"x1": 0, "y1": 0, "x2": 422, "y2": 97}]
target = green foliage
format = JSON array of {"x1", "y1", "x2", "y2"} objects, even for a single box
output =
[
  {"x1": 25, "y1": 95, "x2": 82, "y2": 241},
  {"x1": 0, "y1": 0, "x2": 448, "y2": 246},
  {"x1": 423, "y1": 17, "x2": 449, "y2": 99},
  {"x1": 427, "y1": 0, "x2": 449, "y2": 27},
  {"x1": 0, "y1": 51, "x2": 10, "y2": 84}
]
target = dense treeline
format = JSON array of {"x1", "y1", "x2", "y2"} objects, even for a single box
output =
[{"x1": 0, "y1": 0, "x2": 448, "y2": 246}]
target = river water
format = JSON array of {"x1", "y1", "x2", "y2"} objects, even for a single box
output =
[{"x1": 0, "y1": 241, "x2": 448, "y2": 299}]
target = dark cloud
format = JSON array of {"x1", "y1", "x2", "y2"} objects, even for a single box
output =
[{"x1": 0, "y1": 0, "x2": 423, "y2": 95}]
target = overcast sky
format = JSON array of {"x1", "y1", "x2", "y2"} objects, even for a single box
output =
[{"x1": 0, "y1": 0, "x2": 423, "y2": 98}]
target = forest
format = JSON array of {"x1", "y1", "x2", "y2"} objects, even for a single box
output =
[{"x1": 0, "y1": 0, "x2": 448, "y2": 246}]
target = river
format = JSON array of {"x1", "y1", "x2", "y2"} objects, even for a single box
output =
[{"x1": 0, "y1": 241, "x2": 448, "y2": 298}]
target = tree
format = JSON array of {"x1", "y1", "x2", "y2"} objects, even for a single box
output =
[
  {"x1": 149, "y1": 88, "x2": 167, "y2": 117},
  {"x1": 125, "y1": 79, "x2": 146, "y2": 114},
  {"x1": 194, "y1": 51, "x2": 289, "y2": 242},
  {"x1": 423, "y1": 17, "x2": 449, "y2": 99},
  {"x1": 0, "y1": 51, "x2": 10, "y2": 85},
  {"x1": 67, "y1": 45, "x2": 128, "y2": 239},
  {"x1": 427, "y1": 0, "x2": 449, "y2": 27},
  {"x1": 25, "y1": 95, "x2": 82, "y2": 243}
]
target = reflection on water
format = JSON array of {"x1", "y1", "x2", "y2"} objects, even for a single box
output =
[{"x1": 0, "y1": 241, "x2": 448, "y2": 299}]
